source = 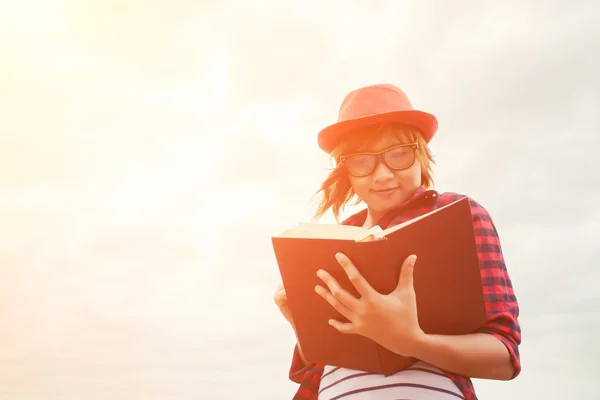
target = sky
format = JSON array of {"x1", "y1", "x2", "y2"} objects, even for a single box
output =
[{"x1": 0, "y1": 0, "x2": 599, "y2": 399}]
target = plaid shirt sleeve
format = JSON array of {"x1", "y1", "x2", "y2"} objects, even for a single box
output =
[
  {"x1": 469, "y1": 198, "x2": 522, "y2": 379},
  {"x1": 288, "y1": 345, "x2": 322, "y2": 399}
]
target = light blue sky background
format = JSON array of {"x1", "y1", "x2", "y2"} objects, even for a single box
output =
[{"x1": 1, "y1": 1, "x2": 598, "y2": 398}]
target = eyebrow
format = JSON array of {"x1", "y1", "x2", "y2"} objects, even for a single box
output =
[{"x1": 342, "y1": 142, "x2": 418, "y2": 157}]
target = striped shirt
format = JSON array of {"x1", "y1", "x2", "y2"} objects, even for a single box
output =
[{"x1": 318, "y1": 361, "x2": 464, "y2": 400}]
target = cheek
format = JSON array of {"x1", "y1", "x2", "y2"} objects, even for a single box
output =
[
  {"x1": 348, "y1": 176, "x2": 369, "y2": 195},
  {"x1": 394, "y1": 163, "x2": 422, "y2": 184}
]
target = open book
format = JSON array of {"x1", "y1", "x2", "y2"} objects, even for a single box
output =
[
  {"x1": 278, "y1": 198, "x2": 460, "y2": 242},
  {"x1": 271, "y1": 197, "x2": 487, "y2": 376}
]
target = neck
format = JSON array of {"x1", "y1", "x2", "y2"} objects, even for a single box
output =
[{"x1": 362, "y1": 210, "x2": 384, "y2": 229}]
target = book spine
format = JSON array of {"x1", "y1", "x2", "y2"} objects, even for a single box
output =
[{"x1": 366, "y1": 237, "x2": 417, "y2": 376}]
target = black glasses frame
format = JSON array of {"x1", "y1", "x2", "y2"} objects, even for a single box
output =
[{"x1": 339, "y1": 142, "x2": 419, "y2": 177}]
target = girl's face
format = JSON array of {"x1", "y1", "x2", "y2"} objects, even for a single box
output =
[{"x1": 345, "y1": 132, "x2": 422, "y2": 221}]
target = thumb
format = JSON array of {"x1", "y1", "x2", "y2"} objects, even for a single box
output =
[{"x1": 396, "y1": 254, "x2": 417, "y2": 292}]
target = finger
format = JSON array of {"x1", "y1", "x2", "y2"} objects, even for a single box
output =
[
  {"x1": 316, "y1": 269, "x2": 361, "y2": 310},
  {"x1": 273, "y1": 289, "x2": 287, "y2": 307},
  {"x1": 274, "y1": 283, "x2": 285, "y2": 297},
  {"x1": 397, "y1": 254, "x2": 417, "y2": 292},
  {"x1": 315, "y1": 285, "x2": 354, "y2": 321},
  {"x1": 274, "y1": 295, "x2": 287, "y2": 308},
  {"x1": 335, "y1": 252, "x2": 374, "y2": 298},
  {"x1": 328, "y1": 319, "x2": 356, "y2": 334}
]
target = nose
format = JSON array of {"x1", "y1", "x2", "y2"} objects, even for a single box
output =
[{"x1": 371, "y1": 157, "x2": 395, "y2": 182}]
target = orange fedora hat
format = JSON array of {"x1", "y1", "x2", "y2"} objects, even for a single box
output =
[{"x1": 317, "y1": 84, "x2": 438, "y2": 154}]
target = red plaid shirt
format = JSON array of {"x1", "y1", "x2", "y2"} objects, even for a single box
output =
[{"x1": 287, "y1": 187, "x2": 522, "y2": 400}]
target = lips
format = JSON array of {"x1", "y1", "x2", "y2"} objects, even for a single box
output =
[{"x1": 372, "y1": 187, "x2": 398, "y2": 194}]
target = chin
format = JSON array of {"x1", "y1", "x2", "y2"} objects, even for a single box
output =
[
  {"x1": 361, "y1": 185, "x2": 417, "y2": 214},
  {"x1": 369, "y1": 195, "x2": 407, "y2": 213}
]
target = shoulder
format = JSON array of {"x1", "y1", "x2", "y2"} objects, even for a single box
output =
[
  {"x1": 437, "y1": 191, "x2": 505, "y2": 248},
  {"x1": 341, "y1": 208, "x2": 367, "y2": 227},
  {"x1": 436, "y1": 191, "x2": 494, "y2": 222}
]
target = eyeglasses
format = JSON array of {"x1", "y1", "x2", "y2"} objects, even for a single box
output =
[{"x1": 339, "y1": 142, "x2": 419, "y2": 177}]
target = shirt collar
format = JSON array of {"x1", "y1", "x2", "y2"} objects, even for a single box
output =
[{"x1": 341, "y1": 186, "x2": 438, "y2": 227}]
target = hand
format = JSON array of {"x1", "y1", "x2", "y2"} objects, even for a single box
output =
[
  {"x1": 315, "y1": 253, "x2": 425, "y2": 358},
  {"x1": 273, "y1": 282, "x2": 294, "y2": 326},
  {"x1": 274, "y1": 282, "x2": 312, "y2": 366}
]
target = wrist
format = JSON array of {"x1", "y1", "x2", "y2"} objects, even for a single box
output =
[
  {"x1": 290, "y1": 322, "x2": 311, "y2": 366},
  {"x1": 408, "y1": 330, "x2": 431, "y2": 359},
  {"x1": 385, "y1": 326, "x2": 430, "y2": 359}
]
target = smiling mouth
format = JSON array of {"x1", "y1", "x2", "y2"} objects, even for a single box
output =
[{"x1": 373, "y1": 187, "x2": 398, "y2": 194}]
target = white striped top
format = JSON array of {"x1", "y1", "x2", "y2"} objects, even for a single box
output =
[{"x1": 318, "y1": 361, "x2": 465, "y2": 400}]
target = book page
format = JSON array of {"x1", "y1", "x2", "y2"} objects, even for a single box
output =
[
  {"x1": 277, "y1": 222, "x2": 370, "y2": 240},
  {"x1": 277, "y1": 198, "x2": 467, "y2": 241}
]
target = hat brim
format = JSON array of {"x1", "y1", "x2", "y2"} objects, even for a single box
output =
[{"x1": 317, "y1": 110, "x2": 438, "y2": 154}]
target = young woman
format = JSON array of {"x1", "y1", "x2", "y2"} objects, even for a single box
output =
[{"x1": 273, "y1": 84, "x2": 521, "y2": 400}]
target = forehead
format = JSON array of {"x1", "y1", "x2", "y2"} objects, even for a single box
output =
[
  {"x1": 364, "y1": 133, "x2": 409, "y2": 152},
  {"x1": 341, "y1": 126, "x2": 415, "y2": 154}
]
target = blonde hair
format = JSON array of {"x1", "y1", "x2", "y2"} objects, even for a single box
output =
[{"x1": 312, "y1": 123, "x2": 435, "y2": 222}]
